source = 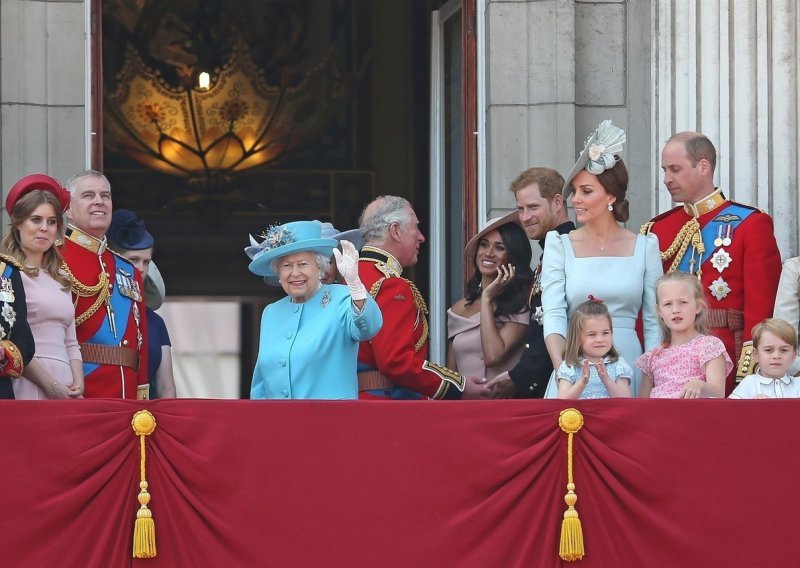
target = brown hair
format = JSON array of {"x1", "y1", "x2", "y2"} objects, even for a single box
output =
[
  {"x1": 0, "y1": 189, "x2": 69, "y2": 287},
  {"x1": 595, "y1": 158, "x2": 630, "y2": 223},
  {"x1": 654, "y1": 272, "x2": 708, "y2": 345},
  {"x1": 752, "y1": 318, "x2": 798, "y2": 349},
  {"x1": 666, "y1": 131, "x2": 717, "y2": 173},
  {"x1": 510, "y1": 167, "x2": 565, "y2": 200},
  {"x1": 563, "y1": 298, "x2": 620, "y2": 366}
]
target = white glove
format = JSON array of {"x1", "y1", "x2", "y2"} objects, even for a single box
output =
[{"x1": 332, "y1": 240, "x2": 367, "y2": 301}]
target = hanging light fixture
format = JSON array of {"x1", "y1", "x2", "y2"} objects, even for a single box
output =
[{"x1": 104, "y1": 40, "x2": 351, "y2": 190}]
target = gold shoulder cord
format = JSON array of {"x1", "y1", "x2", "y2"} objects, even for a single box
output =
[
  {"x1": 61, "y1": 261, "x2": 110, "y2": 325},
  {"x1": 648, "y1": 218, "x2": 704, "y2": 276},
  {"x1": 405, "y1": 279, "x2": 429, "y2": 352}
]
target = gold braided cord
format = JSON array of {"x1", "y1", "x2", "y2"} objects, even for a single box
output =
[
  {"x1": 131, "y1": 410, "x2": 157, "y2": 558},
  {"x1": 660, "y1": 218, "x2": 701, "y2": 273},
  {"x1": 558, "y1": 409, "x2": 585, "y2": 561},
  {"x1": 61, "y1": 261, "x2": 110, "y2": 325},
  {"x1": 406, "y1": 279, "x2": 430, "y2": 352}
]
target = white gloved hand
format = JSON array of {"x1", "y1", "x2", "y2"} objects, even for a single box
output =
[{"x1": 332, "y1": 240, "x2": 367, "y2": 301}]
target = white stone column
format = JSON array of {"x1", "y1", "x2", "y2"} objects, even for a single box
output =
[
  {"x1": 653, "y1": 0, "x2": 799, "y2": 257},
  {"x1": 0, "y1": 0, "x2": 86, "y2": 220},
  {"x1": 484, "y1": 0, "x2": 577, "y2": 218}
]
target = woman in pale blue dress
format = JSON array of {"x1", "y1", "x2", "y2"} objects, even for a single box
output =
[{"x1": 542, "y1": 121, "x2": 662, "y2": 396}]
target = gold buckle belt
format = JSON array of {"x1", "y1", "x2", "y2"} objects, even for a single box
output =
[
  {"x1": 80, "y1": 343, "x2": 139, "y2": 371},
  {"x1": 358, "y1": 370, "x2": 394, "y2": 391}
]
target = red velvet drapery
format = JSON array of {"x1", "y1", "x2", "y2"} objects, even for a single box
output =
[{"x1": 1, "y1": 399, "x2": 796, "y2": 567}]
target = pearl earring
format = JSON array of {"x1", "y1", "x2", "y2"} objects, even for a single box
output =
[{"x1": 608, "y1": 203, "x2": 614, "y2": 211}]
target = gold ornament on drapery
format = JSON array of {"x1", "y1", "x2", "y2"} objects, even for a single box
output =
[
  {"x1": 131, "y1": 410, "x2": 158, "y2": 558},
  {"x1": 558, "y1": 408, "x2": 585, "y2": 561}
]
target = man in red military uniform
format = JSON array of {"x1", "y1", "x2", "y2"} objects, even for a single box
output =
[
  {"x1": 61, "y1": 170, "x2": 149, "y2": 399},
  {"x1": 357, "y1": 195, "x2": 490, "y2": 400},
  {"x1": 641, "y1": 132, "x2": 782, "y2": 394}
]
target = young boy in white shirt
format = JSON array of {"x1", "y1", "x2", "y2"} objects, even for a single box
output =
[{"x1": 730, "y1": 318, "x2": 800, "y2": 399}]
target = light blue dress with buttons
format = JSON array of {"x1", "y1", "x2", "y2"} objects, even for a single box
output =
[
  {"x1": 556, "y1": 357, "x2": 633, "y2": 399},
  {"x1": 542, "y1": 231, "x2": 663, "y2": 397},
  {"x1": 250, "y1": 284, "x2": 382, "y2": 400}
]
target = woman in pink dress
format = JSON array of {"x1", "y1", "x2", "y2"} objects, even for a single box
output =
[
  {"x1": 1, "y1": 174, "x2": 83, "y2": 399},
  {"x1": 446, "y1": 212, "x2": 532, "y2": 380}
]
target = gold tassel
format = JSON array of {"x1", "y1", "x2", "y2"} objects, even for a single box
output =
[
  {"x1": 131, "y1": 410, "x2": 157, "y2": 558},
  {"x1": 558, "y1": 408, "x2": 585, "y2": 561}
]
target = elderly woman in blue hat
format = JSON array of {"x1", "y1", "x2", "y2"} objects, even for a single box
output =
[
  {"x1": 245, "y1": 220, "x2": 382, "y2": 399},
  {"x1": 107, "y1": 209, "x2": 177, "y2": 398}
]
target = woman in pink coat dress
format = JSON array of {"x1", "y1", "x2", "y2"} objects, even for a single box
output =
[{"x1": 1, "y1": 174, "x2": 84, "y2": 399}]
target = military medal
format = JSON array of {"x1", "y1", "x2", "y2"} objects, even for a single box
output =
[
  {"x1": 713, "y1": 225, "x2": 724, "y2": 248},
  {"x1": 709, "y1": 277, "x2": 731, "y2": 301},
  {"x1": 533, "y1": 305, "x2": 544, "y2": 326},
  {"x1": 116, "y1": 267, "x2": 141, "y2": 301},
  {"x1": 710, "y1": 249, "x2": 732, "y2": 273},
  {"x1": 722, "y1": 224, "x2": 732, "y2": 246}
]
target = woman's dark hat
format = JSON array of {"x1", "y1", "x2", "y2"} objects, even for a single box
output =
[
  {"x1": 5, "y1": 174, "x2": 70, "y2": 214},
  {"x1": 107, "y1": 209, "x2": 154, "y2": 250}
]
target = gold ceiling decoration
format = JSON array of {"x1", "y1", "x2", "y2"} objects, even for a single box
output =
[{"x1": 105, "y1": 41, "x2": 350, "y2": 182}]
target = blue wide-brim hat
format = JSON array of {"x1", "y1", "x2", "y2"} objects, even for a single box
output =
[{"x1": 246, "y1": 220, "x2": 338, "y2": 277}]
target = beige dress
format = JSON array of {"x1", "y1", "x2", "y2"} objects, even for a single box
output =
[{"x1": 447, "y1": 308, "x2": 529, "y2": 380}]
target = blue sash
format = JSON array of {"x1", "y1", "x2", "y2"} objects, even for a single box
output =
[
  {"x1": 83, "y1": 256, "x2": 137, "y2": 376},
  {"x1": 2, "y1": 264, "x2": 12, "y2": 278},
  {"x1": 677, "y1": 203, "x2": 755, "y2": 273}
]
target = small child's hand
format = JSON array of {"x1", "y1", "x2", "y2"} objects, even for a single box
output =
[
  {"x1": 596, "y1": 360, "x2": 611, "y2": 384},
  {"x1": 680, "y1": 379, "x2": 706, "y2": 399},
  {"x1": 753, "y1": 394, "x2": 771, "y2": 400},
  {"x1": 580, "y1": 360, "x2": 590, "y2": 385}
]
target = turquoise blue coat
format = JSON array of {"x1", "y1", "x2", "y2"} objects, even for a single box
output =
[{"x1": 251, "y1": 284, "x2": 382, "y2": 399}]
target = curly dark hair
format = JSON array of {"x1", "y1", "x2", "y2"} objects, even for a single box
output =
[{"x1": 464, "y1": 222, "x2": 534, "y2": 318}]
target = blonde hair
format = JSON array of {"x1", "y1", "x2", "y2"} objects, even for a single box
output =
[
  {"x1": 752, "y1": 318, "x2": 798, "y2": 349},
  {"x1": 563, "y1": 299, "x2": 620, "y2": 366},
  {"x1": 655, "y1": 272, "x2": 708, "y2": 345}
]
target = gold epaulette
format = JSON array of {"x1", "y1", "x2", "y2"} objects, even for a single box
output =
[{"x1": 0, "y1": 253, "x2": 23, "y2": 270}]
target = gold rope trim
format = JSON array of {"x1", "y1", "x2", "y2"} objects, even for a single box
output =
[
  {"x1": 659, "y1": 218, "x2": 704, "y2": 276},
  {"x1": 61, "y1": 261, "x2": 110, "y2": 325},
  {"x1": 131, "y1": 410, "x2": 157, "y2": 558},
  {"x1": 558, "y1": 408, "x2": 585, "y2": 561},
  {"x1": 406, "y1": 279, "x2": 429, "y2": 352}
]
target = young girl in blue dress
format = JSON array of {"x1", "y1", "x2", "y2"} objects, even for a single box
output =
[{"x1": 555, "y1": 297, "x2": 632, "y2": 399}]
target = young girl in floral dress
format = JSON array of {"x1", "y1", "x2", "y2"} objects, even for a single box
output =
[
  {"x1": 636, "y1": 272, "x2": 731, "y2": 398},
  {"x1": 555, "y1": 297, "x2": 632, "y2": 399}
]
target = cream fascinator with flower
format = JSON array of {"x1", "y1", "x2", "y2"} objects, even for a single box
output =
[{"x1": 561, "y1": 120, "x2": 626, "y2": 196}]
